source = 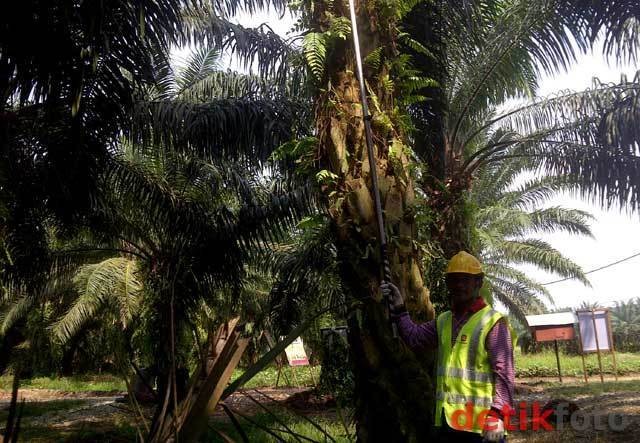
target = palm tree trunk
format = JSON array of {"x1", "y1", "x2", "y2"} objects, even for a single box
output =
[{"x1": 313, "y1": 1, "x2": 435, "y2": 439}]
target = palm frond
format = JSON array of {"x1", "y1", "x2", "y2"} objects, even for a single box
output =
[
  {"x1": 527, "y1": 207, "x2": 594, "y2": 237},
  {"x1": 470, "y1": 75, "x2": 640, "y2": 211},
  {"x1": 497, "y1": 239, "x2": 590, "y2": 286},
  {"x1": 264, "y1": 217, "x2": 345, "y2": 333},
  {"x1": 501, "y1": 175, "x2": 577, "y2": 209},
  {"x1": 182, "y1": 8, "x2": 297, "y2": 80},
  {"x1": 130, "y1": 98, "x2": 307, "y2": 164},
  {"x1": 209, "y1": 0, "x2": 289, "y2": 21},
  {"x1": 490, "y1": 282, "x2": 546, "y2": 326},
  {"x1": 448, "y1": 0, "x2": 640, "y2": 145},
  {"x1": 0, "y1": 295, "x2": 34, "y2": 336},
  {"x1": 175, "y1": 70, "x2": 304, "y2": 101},
  {"x1": 483, "y1": 262, "x2": 552, "y2": 302},
  {"x1": 176, "y1": 47, "x2": 222, "y2": 96},
  {"x1": 52, "y1": 257, "x2": 143, "y2": 343}
]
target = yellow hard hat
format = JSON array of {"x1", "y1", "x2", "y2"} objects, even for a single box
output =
[{"x1": 446, "y1": 251, "x2": 483, "y2": 275}]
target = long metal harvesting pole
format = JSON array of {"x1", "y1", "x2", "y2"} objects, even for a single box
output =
[{"x1": 347, "y1": 0, "x2": 397, "y2": 337}]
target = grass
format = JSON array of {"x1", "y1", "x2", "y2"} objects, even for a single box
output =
[
  {"x1": 538, "y1": 378, "x2": 640, "y2": 398},
  {"x1": 2, "y1": 351, "x2": 639, "y2": 395},
  {"x1": 0, "y1": 374, "x2": 125, "y2": 392},
  {"x1": 230, "y1": 365, "x2": 320, "y2": 389},
  {"x1": 8, "y1": 422, "x2": 138, "y2": 443},
  {"x1": 0, "y1": 366, "x2": 317, "y2": 394},
  {"x1": 1, "y1": 352, "x2": 639, "y2": 395},
  {"x1": 515, "y1": 350, "x2": 640, "y2": 378}
]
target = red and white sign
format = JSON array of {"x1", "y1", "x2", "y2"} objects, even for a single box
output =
[{"x1": 284, "y1": 337, "x2": 309, "y2": 366}]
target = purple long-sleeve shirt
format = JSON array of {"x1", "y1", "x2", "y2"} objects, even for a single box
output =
[{"x1": 395, "y1": 310, "x2": 514, "y2": 414}]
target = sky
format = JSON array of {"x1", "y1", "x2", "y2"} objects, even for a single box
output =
[{"x1": 182, "y1": 11, "x2": 640, "y2": 311}]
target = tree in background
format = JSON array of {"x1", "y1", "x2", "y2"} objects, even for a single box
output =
[
  {"x1": 610, "y1": 298, "x2": 640, "y2": 352},
  {"x1": 1, "y1": 5, "x2": 315, "y2": 429},
  {"x1": 0, "y1": 0, "x2": 190, "y2": 375}
]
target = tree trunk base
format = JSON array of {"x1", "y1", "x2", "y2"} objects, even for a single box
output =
[{"x1": 348, "y1": 302, "x2": 434, "y2": 442}]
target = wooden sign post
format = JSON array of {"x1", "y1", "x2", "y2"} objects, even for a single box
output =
[
  {"x1": 606, "y1": 311, "x2": 619, "y2": 381},
  {"x1": 526, "y1": 312, "x2": 578, "y2": 383},
  {"x1": 591, "y1": 310, "x2": 605, "y2": 383},
  {"x1": 553, "y1": 339, "x2": 563, "y2": 383}
]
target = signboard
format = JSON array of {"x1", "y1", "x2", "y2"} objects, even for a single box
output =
[
  {"x1": 526, "y1": 312, "x2": 577, "y2": 327},
  {"x1": 577, "y1": 310, "x2": 612, "y2": 352},
  {"x1": 526, "y1": 312, "x2": 578, "y2": 383},
  {"x1": 284, "y1": 337, "x2": 309, "y2": 366},
  {"x1": 533, "y1": 325, "x2": 575, "y2": 342},
  {"x1": 525, "y1": 312, "x2": 577, "y2": 343}
]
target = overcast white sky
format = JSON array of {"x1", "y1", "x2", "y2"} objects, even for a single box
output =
[{"x1": 197, "y1": 11, "x2": 640, "y2": 311}]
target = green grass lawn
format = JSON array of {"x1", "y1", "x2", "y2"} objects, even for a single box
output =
[
  {"x1": 515, "y1": 350, "x2": 640, "y2": 378},
  {"x1": 534, "y1": 378, "x2": 640, "y2": 398},
  {"x1": 0, "y1": 366, "x2": 317, "y2": 394},
  {"x1": 230, "y1": 365, "x2": 320, "y2": 389},
  {"x1": 0, "y1": 374, "x2": 125, "y2": 392}
]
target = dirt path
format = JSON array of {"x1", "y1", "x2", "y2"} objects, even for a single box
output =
[
  {"x1": 0, "y1": 387, "x2": 311, "y2": 435},
  {"x1": 510, "y1": 379, "x2": 640, "y2": 442}
]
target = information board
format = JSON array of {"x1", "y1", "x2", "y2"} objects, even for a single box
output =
[
  {"x1": 284, "y1": 337, "x2": 309, "y2": 366},
  {"x1": 577, "y1": 310, "x2": 612, "y2": 352}
]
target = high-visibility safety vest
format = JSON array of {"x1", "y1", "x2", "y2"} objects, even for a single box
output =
[{"x1": 434, "y1": 305, "x2": 505, "y2": 434}]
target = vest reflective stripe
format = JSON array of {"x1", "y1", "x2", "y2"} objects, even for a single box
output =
[
  {"x1": 437, "y1": 367, "x2": 493, "y2": 383},
  {"x1": 434, "y1": 305, "x2": 505, "y2": 434},
  {"x1": 467, "y1": 308, "x2": 500, "y2": 369},
  {"x1": 436, "y1": 391, "x2": 493, "y2": 408}
]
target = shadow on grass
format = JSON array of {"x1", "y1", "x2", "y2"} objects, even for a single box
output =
[
  {"x1": 1, "y1": 399, "x2": 137, "y2": 442},
  {"x1": 207, "y1": 411, "x2": 353, "y2": 443},
  {"x1": 0, "y1": 399, "x2": 86, "y2": 422},
  {"x1": 10, "y1": 423, "x2": 137, "y2": 443}
]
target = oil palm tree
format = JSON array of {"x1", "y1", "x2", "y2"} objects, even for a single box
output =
[
  {"x1": 610, "y1": 298, "x2": 640, "y2": 330},
  {"x1": 3, "y1": 0, "x2": 640, "y2": 441},
  {"x1": 1, "y1": 0, "x2": 315, "y2": 408},
  {"x1": 301, "y1": 0, "x2": 640, "y2": 439},
  {"x1": 0, "y1": 0, "x2": 193, "y2": 378},
  {"x1": 610, "y1": 298, "x2": 640, "y2": 352},
  {"x1": 471, "y1": 158, "x2": 593, "y2": 322},
  {"x1": 407, "y1": 1, "x2": 640, "y2": 256}
]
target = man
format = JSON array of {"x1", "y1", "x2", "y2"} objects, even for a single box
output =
[{"x1": 381, "y1": 251, "x2": 514, "y2": 442}]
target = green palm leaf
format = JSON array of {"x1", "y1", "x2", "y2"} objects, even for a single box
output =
[
  {"x1": 131, "y1": 98, "x2": 307, "y2": 164},
  {"x1": 52, "y1": 258, "x2": 143, "y2": 343}
]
